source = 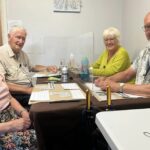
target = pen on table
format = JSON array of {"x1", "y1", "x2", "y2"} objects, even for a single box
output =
[
  {"x1": 96, "y1": 91, "x2": 106, "y2": 96},
  {"x1": 86, "y1": 89, "x2": 91, "y2": 110}
]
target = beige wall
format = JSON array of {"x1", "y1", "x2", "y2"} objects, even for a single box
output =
[
  {"x1": 0, "y1": 6, "x2": 2, "y2": 46},
  {"x1": 6, "y1": 0, "x2": 122, "y2": 65},
  {"x1": 0, "y1": 0, "x2": 8, "y2": 44}
]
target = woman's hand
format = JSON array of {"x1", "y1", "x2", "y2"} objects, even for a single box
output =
[
  {"x1": 99, "y1": 79, "x2": 120, "y2": 92},
  {"x1": 94, "y1": 77, "x2": 106, "y2": 87},
  {"x1": 21, "y1": 110, "x2": 31, "y2": 128},
  {"x1": 9, "y1": 118, "x2": 31, "y2": 132}
]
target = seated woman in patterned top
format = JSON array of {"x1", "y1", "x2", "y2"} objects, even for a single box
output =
[
  {"x1": 0, "y1": 74, "x2": 37, "y2": 149},
  {"x1": 91, "y1": 27, "x2": 131, "y2": 77}
]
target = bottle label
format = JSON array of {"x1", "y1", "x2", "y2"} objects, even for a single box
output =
[
  {"x1": 61, "y1": 66, "x2": 68, "y2": 82},
  {"x1": 80, "y1": 57, "x2": 90, "y2": 81}
]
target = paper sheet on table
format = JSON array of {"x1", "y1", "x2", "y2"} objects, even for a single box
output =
[
  {"x1": 85, "y1": 83, "x2": 144, "y2": 98},
  {"x1": 94, "y1": 92, "x2": 122, "y2": 101},
  {"x1": 70, "y1": 90, "x2": 86, "y2": 99},
  {"x1": 85, "y1": 83, "x2": 144, "y2": 101},
  {"x1": 61, "y1": 83, "x2": 80, "y2": 90},
  {"x1": 85, "y1": 83, "x2": 101, "y2": 92},
  {"x1": 30, "y1": 90, "x2": 50, "y2": 101},
  {"x1": 85, "y1": 83, "x2": 122, "y2": 101}
]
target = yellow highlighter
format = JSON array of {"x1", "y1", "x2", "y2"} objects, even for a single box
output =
[{"x1": 48, "y1": 77, "x2": 61, "y2": 81}]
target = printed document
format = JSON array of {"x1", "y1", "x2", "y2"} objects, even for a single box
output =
[
  {"x1": 61, "y1": 83, "x2": 80, "y2": 90},
  {"x1": 70, "y1": 90, "x2": 85, "y2": 99},
  {"x1": 30, "y1": 90, "x2": 50, "y2": 101}
]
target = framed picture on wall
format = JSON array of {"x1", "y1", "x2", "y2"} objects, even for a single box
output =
[{"x1": 53, "y1": 0, "x2": 81, "y2": 13}]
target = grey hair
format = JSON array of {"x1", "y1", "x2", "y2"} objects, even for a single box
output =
[
  {"x1": 103, "y1": 27, "x2": 120, "y2": 42},
  {"x1": 8, "y1": 25, "x2": 27, "y2": 35}
]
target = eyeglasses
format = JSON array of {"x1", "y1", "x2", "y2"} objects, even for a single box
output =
[
  {"x1": 142, "y1": 24, "x2": 150, "y2": 31},
  {"x1": 104, "y1": 38, "x2": 116, "y2": 42}
]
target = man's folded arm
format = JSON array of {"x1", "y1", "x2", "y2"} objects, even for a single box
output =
[
  {"x1": 109, "y1": 67, "x2": 136, "y2": 82},
  {"x1": 7, "y1": 82, "x2": 33, "y2": 94},
  {"x1": 122, "y1": 83, "x2": 150, "y2": 97}
]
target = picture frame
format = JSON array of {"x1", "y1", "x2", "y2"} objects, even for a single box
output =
[{"x1": 53, "y1": 0, "x2": 81, "y2": 13}]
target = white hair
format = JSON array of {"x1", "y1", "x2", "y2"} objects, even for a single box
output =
[
  {"x1": 8, "y1": 25, "x2": 27, "y2": 35},
  {"x1": 103, "y1": 27, "x2": 120, "y2": 42}
]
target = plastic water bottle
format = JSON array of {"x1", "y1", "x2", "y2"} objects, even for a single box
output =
[
  {"x1": 80, "y1": 57, "x2": 90, "y2": 81},
  {"x1": 61, "y1": 66, "x2": 68, "y2": 82},
  {"x1": 59, "y1": 59, "x2": 65, "y2": 70},
  {"x1": 69, "y1": 53, "x2": 76, "y2": 70}
]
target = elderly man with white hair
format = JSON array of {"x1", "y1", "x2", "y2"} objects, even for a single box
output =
[
  {"x1": 95, "y1": 12, "x2": 150, "y2": 97},
  {"x1": 0, "y1": 26, "x2": 58, "y2": 105}
]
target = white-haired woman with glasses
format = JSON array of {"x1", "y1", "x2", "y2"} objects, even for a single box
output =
[{"x1": 91, "y1": 27, "x2": 131, "y2": 76}]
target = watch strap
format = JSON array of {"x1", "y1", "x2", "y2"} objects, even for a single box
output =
[{"x1": 119, "y1": 83, "x2": 125, "y2": 93}]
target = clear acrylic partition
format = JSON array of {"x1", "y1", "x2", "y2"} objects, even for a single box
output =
[
  {"x1": 29, "y1": 32, "x2": 94, "y2": 84},
  {"x1": 26, "y1": 32, "x2": 94, "y2": 70},
  {"x1": 66, "y1": 32, "x2": 94, "y2": 72}
]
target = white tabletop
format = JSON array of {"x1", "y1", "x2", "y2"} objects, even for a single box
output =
[{"x1": 95, "y1": 108, "x2": 150, "y2": 150}]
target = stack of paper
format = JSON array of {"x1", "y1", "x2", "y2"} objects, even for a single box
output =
[
  {"x1": 84, "y1": 82, "x2": 143, "y2": 102},
  {"x1": 29, "y1": 83, "x2": 85, "y2": 104}
]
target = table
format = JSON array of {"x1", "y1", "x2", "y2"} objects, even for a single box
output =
[
  {"x1": 95, "y1": 108, "x2": 150, "y2": 150},
  {"x1": 30, "y1": 77, "x2": 92, "y2": 150},
  {"x1": 92, "y1": 96, "x2": 150, "y2": 110},
  {"x1": 30, "y1": 75, "x2": 150, "y2": 150},
  {"x1": 30, "y1": 101, "x2": 89, "y2": 150},
  {"x1": 75, "y1": 78, "x2": 150, "y2": 111}
]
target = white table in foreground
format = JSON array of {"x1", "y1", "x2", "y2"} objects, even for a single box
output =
[{"x1": 95, "y1": 108, "x2": 150, "y2": 150}]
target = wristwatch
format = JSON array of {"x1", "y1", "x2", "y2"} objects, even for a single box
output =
[{"x1": 119, "y1": 83, "x2": 125, "y2": 93}]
